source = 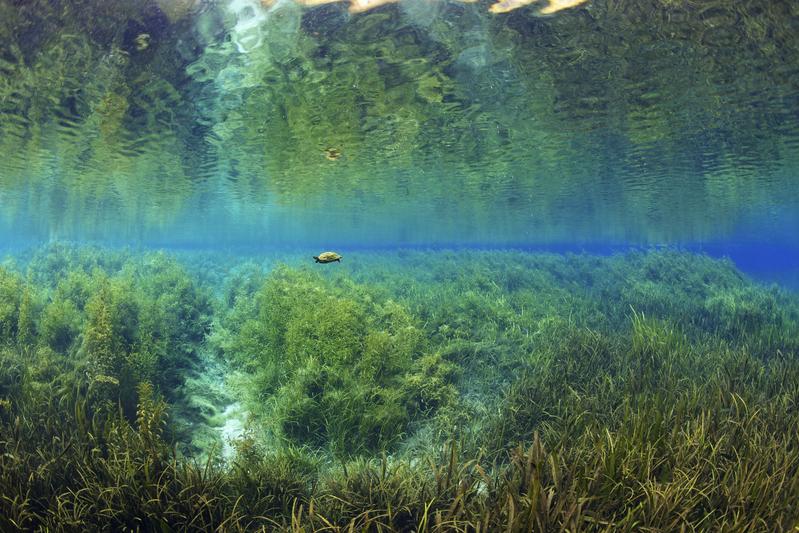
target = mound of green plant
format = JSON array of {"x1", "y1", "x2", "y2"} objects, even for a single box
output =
[
  {"x1": 0, "y1": 245, "x2": 212, "y2": 422},
  {"x1": 217, "y1": 266, "x2": 459, "y2": 455}
]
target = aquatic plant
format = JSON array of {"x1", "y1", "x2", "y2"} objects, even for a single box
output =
[
  {"x1": 0, "y1": 267, "x2": 22, "y2": 343},
  {"x1": 15, "y1": 285, "x2": 36, "y2": 351},
  {"x1": 218, "y1": 266, "x2": 430, "y2": 454},
  {"x1": 0, "y1": 246, "x2": 798, "y2": 530}
]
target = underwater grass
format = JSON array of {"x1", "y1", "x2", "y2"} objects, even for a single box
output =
[{"x1": 1, "y1": 245, "x2": 799, "y2": 530}]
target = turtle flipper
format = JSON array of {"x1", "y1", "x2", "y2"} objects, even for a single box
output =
[{"x1": 313, "y1": 256, "x2": 320, "y2": 263}]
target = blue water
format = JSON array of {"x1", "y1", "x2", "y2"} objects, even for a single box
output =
[
  {"x1": 0, "y1": 0, "x2": 798, "y2": 284},
  {"x1": 3, "y1": 3, "x2": 799, "y2": 528}
]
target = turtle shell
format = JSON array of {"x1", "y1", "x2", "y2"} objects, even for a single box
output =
[{"x1": 315, "y1": 252, "x2": 342, "y2": 263}]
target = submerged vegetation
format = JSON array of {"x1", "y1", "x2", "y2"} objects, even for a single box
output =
[{"x1": 0, "y1": 244, "x2": 798, "y2": 530}]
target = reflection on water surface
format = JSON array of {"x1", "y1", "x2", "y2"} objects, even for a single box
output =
[{"x1": 0, "y1": 0, "x2": 797, "y2": 246}]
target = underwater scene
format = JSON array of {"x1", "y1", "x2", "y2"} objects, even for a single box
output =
[{"x1": 2, "y1": 0, "x2": 799, "y2": 530}]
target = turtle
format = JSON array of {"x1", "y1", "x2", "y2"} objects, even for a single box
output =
[
  {"x1": 324, "y1": 147, "x2": 341, "y2": 161},
  {"x1": 313, "y1": 251, "x2": 342, "y2": 263},
  {"x1": 134, "y1": 33, "x2": 151, "y2": 51}
]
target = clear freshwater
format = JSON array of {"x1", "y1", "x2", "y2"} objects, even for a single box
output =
[{"x1": 1, "y1": 0, "x2": 799, "y2": 530}]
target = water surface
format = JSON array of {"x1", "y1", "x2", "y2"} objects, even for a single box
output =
[{"x1": 1, "y1": 0, "x2": 797, "y2": 254}]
